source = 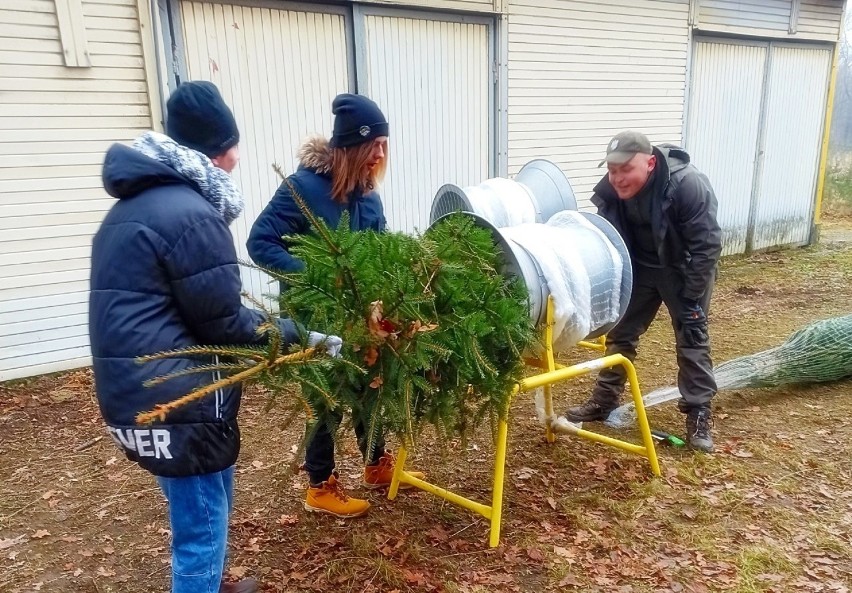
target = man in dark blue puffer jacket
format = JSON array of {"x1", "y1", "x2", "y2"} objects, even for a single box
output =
[{"x1": 90, "y1": 81, "x2": 320, "y2": 593}]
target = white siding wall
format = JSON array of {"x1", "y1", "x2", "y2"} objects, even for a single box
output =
[
  {"x1": 179, "y1": 1, "x2": 351, "y2": 309},
  {"x1": 798, "y1": 0, "x2": 845, "y2": 40},
  {"x1": 697, "y1": 0, "x2": 845, "y2": 41},
  {"x1": 0, "y1": 0, "x2": 153, "y2": 381},
  {"x1": 506, "y1": 0, "x2": 690, "y2": 207},
  {"x1": 361, "y1": 14, "x2": 491, "y2": 233},
  {"x1": 700, "y1": 0, "x2": 791, "y2": 31}
]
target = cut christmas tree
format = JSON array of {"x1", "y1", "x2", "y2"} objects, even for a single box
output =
[{"x1": 138, "y1": 180, "x2": 536, "y2": 451}]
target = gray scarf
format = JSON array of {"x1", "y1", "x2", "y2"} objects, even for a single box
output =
[{"x1": 132, "y1": 131, "x2": 244, "y2": 225}]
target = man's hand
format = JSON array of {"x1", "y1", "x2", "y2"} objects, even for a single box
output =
[
  {"x1": 679, "y1": 299, "x2": 708, "y2": 347},
  {"x1": 307, "y1": 331, "x2": 343, "y2": 358}
]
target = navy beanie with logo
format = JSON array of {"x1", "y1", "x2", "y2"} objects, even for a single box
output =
[
  {"x1": 166, "y1": 81, "x2": 240, "y2": 158},
  {"x1": 330, "y1": 93, "x2": 389, "y2": 149}
]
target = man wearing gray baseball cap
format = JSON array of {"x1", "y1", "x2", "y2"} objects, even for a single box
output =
[{"x1": 565, "y1": 130, "x2": 722, "y2": 453}]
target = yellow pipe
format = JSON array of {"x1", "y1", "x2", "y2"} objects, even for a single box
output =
[
  {"x1": 388, "y1": 445, "x2": 407, "y2": 500},
  {"x1": 577, "y1": 335, "x2": 607, "y2": 351},
  {"x1": 814, "y1": 41, "x2": 841, "y2": 226},
  {"x1": 489, "y1": 418, "x2": 510, "y2": 546},
  {"x1": 405, "y1": 474, "x2": 493, "y2": 518},
  {"x1": 516, "y1": 355, "x2": 620, "y2": 392},
  {"x1": 624, "y1": 358, "x2": 662, "y2": 476},
  {"x1": 543, "y1": 296, "x2": 557, "y2": 443}
]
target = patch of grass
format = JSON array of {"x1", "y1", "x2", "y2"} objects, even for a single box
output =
[
  {"x1": 824, "y1": 162, "x2": 852, "y2": 216},
  {"x1": 735, "y1": 545, "x2": 798, "y2": 593}
]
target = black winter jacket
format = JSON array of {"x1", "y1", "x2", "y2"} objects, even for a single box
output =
[
  {"x1": 90, "y1": 143, "x2": 298, "y2": 477},
  {"x1": 591, "y1": 145, "x2": 722, "y2": 302}
]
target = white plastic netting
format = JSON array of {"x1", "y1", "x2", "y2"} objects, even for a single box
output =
[
  {"x1": 605, "y1": 314, "x2": 852, "y2": 428},
  {"x1": 500, "y1": 211, "x2": 623, "y2": 350}
]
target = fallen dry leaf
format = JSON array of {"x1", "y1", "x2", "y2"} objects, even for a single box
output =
[{"x1": 0, "y1": 535, "x2": 26, "y2": 550}]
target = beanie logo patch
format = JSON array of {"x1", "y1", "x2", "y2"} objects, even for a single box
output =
[{"x1": 359, "y1": 125, "x2": 371, "y2": 137}]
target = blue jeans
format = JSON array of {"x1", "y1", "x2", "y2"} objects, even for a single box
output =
[{"x1": 156, "y1": 466, "x2": 235, "y2": 593}]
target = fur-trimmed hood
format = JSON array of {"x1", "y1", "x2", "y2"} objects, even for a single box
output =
[{"x1": 297, "y1": 135, "x2": 334, "y2": 175}]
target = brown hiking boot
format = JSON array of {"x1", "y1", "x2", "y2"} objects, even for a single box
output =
[
  {"x1": 363, "y1": 451, "x2": 425, "y2": 489},
  {"x1": 686, "y1": 408, "x2": 714, "y2": 453},
  {"x1": 564, "y1": 399, "x2": 616, "y2": 422},
  {"x1": 220, "y1": 578, "x2": 258, "y2": 593},
  {"x1": 304, "y1": 473, "x2": 370, "y2": 518}
]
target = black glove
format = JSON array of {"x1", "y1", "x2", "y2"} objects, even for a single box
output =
[{"x1": 678, "y1": 299, "x2": 708, "y2": 347}]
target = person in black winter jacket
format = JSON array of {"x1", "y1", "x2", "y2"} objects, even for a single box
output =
[
  {"x1": 90, "y1": 81, "x2": 330, "y2": 593},
  {"x1": 564, "y1": 131, "x2": 722, "y2": 453},
  {"x1": 247, "y1": 94, "x2": 423, "y2": 518}
]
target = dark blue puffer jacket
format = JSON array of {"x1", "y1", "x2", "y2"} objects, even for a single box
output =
[
  {"x1": 247, "y1": 137, "x2": 386, "y2": 273},
  {"x1": 90, "y1": 143, "x2": 299, "y2": 477}
]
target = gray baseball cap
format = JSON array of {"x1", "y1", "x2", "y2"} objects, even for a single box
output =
[{"x1": 598, "y1": 130, "x2": 653, "y2": 167}]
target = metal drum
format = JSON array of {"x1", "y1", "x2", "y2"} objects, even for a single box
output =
[{"x1": 430, "y1": 159, "x2": 577, "y2": 227}]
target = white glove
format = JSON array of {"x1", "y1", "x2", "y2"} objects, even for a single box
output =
[{"x1": 307, "y1": 331, "x2": 343, "y2": 358}]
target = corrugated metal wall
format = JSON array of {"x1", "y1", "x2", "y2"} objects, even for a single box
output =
[
  {"x1": 179, "y1": 1, "x2": 351, "y2": 307},
  {"x1": 700, "y1": 0, "x2": 792, "y2": 31},
  {"x1": 361, "y1": 13, "x2": 491, "y2": 233},
  {"x1": 506, "y1": 0, "x2": 690, "y2": 207},
  {"x1": 686, "y1": 38, "x2": 832, "y2": 254},
  {"x1": 752, "y1": 44, "x2": 831, "y2": 250},
  {"x1": 685, "y1": 41, "x2": 767, "y2": 255},
  {"x1": 0, "y1": 0, "x2": 154, "y2": 381}
]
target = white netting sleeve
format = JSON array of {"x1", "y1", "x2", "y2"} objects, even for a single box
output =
[
  {"x1": 500, "y1": 211, "x2": 626, "y2": 351},
  {"x1": 546, "y1": 211, "x2": 623, "y2": 333},
  {"x1": 605, "y1": 315, "x2": 852, "y2": 429},
  {"x1": 501, "y1": 223, "x2": 592, "y2": 350}
]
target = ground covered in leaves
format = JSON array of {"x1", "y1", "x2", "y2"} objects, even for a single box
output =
[{"x1": 2, "y1": 220, "x2": 851, "y2": 593}]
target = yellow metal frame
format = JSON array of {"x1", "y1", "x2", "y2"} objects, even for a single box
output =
[
  {"x1": 813, "y1": 41, "x2": 841, "y2": 226},
  {"x1": 388, "y1": 296, "x2": 661, "y2": 547}
]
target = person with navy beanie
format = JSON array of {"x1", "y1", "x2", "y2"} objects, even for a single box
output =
[
  {"x1": 90, "y1": 81, "x2": 341, "y2": 593},
  {"x1": 248, "y1": 94, "x2": 425, "y2": 518}
]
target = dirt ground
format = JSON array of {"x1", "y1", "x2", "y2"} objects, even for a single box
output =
[{"x1": 1, "y1": 218, "x2": 851, "y2": 593}]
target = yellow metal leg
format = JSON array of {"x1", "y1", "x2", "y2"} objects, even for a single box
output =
[
  {"x1": 543, "y1": 291, "x2": 557, "y2": 443},
  {"x1": 489, "y1": 418, "x2": 509, "y2": 547},
  {"x1": 623, "y1": 359, "x2": 661, "y2": 476},
  {"x1": 388, "y1": 445, "x2": 406, "y2": 500}
]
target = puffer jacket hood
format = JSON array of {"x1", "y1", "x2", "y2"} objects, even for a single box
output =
[{"x1": 102, "y1": 143, "x2": 193, "y2": 200}]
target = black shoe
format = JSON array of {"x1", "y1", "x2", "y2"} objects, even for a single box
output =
[
  {"x1": 686, "y1": 408, "x2": 714, "y2": 453},
  {"x1": 564, "y1": 399, "x2": 616, "y2": 422}
]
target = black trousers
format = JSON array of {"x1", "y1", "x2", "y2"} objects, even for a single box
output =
[
  {"x1": 303, "y1": 408, "x2": 386, "y2": 484},
  {"x1": 592, "y1": 264, "x2": 717, "y2": 413}
]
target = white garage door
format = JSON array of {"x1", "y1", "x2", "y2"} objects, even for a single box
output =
[
  {"x1": 360, "y1": 10, "x2": 492, "y2": 233},
  {"x1": 179, "y1": 1, "x2": 352, "y2": 306},
  {"x1": 686, "y1": 38, "x2": 831, "y2": 253}
]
